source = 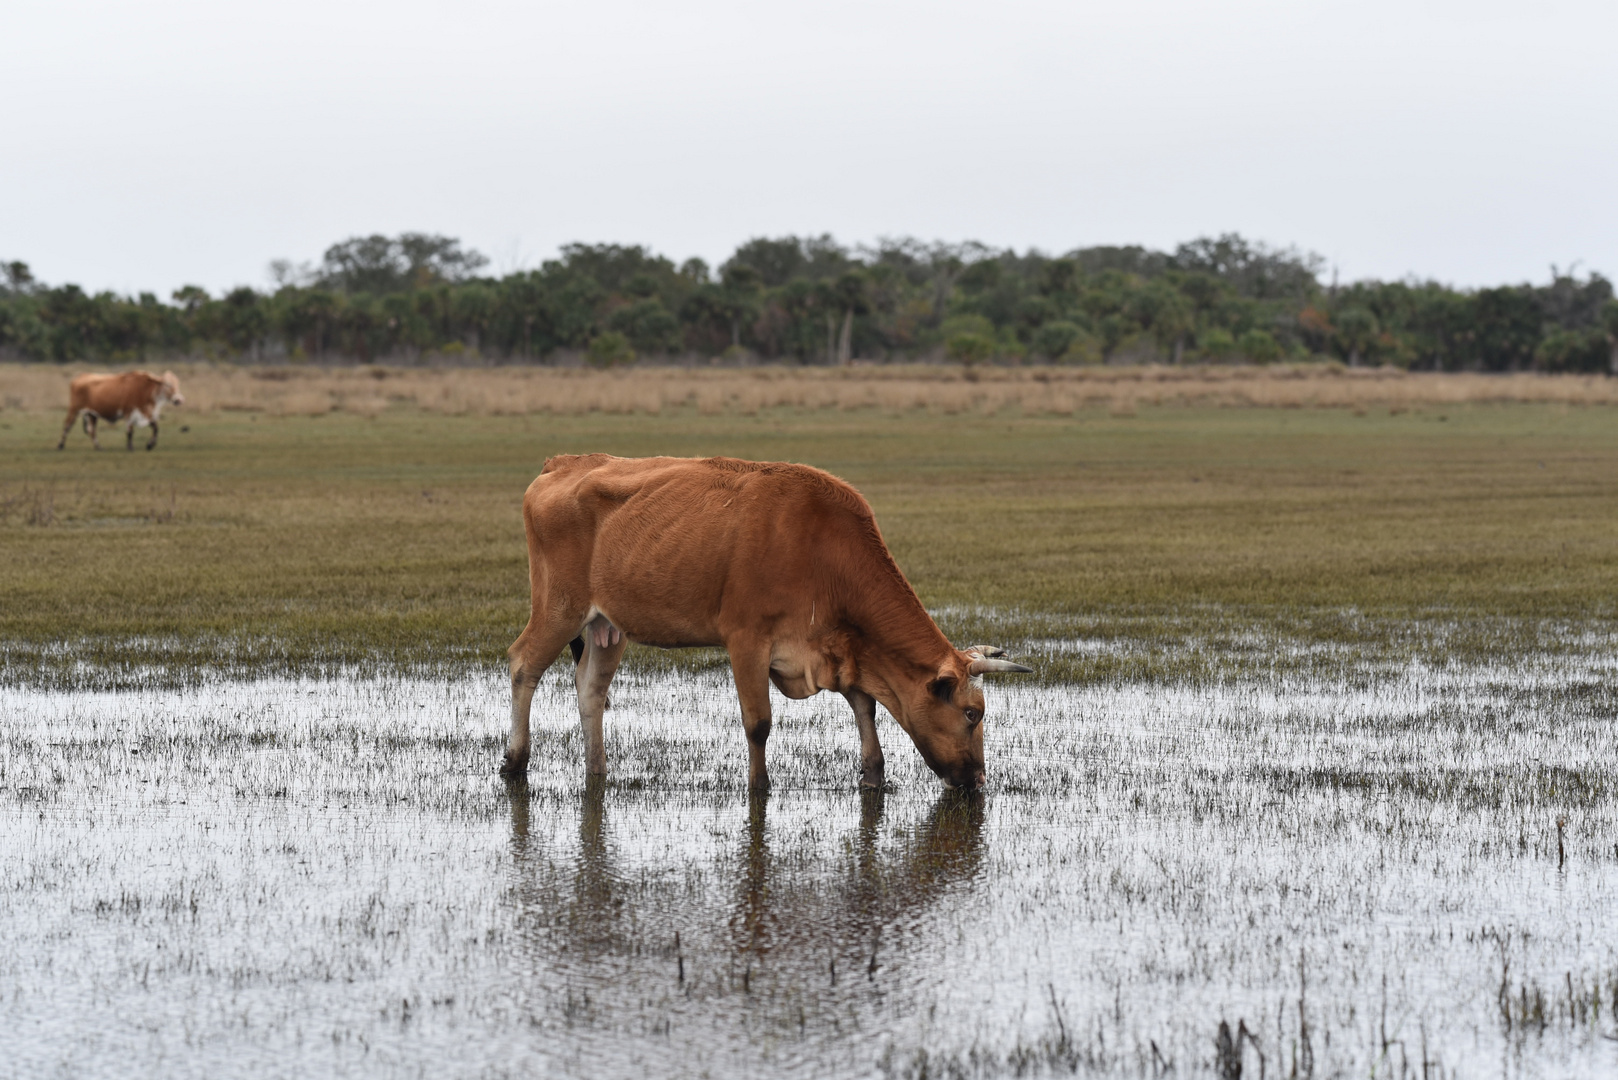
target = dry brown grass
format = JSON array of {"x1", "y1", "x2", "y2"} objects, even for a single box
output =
[{"x1": 6, "y1": 361, "x2": 1618, "y2": 419}]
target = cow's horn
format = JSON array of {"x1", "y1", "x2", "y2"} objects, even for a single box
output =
[{"x1": 967, "y1": 656, "x2": 1033, "y2": 675}]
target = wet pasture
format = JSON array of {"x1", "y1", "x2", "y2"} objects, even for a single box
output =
[{"x1": 3, "y1": 644, "x2": 1617, "y2": 1078}]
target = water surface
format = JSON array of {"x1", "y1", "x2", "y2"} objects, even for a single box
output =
[{"x1": 2, "y1": 655, "x2": 1616, "y2": 1077}]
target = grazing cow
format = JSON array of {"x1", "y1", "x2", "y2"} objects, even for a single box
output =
[
  {"x1": 57, "y1": 370, "x2": 184, "y2": 451},
  {"x1": 503, "y1": 454, "x2": 1032, "y2": 791}
]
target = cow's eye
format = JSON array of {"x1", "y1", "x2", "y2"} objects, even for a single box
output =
[{"x1": 964, "y1": 707, "x2": 983, "y2": 727}]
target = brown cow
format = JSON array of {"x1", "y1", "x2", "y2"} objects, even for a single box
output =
[
  {"x1": 57, "y1": 370, "x2": 184, "y2": 451},
  {"x1": 503, "y1": 454, "x2": 1031, "y2": 791}
]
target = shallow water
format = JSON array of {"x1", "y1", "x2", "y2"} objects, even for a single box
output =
[{"x1": 2, "y1": 655, "x2": 1617, "y2": 1078}]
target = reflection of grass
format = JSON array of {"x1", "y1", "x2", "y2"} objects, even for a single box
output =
[{"x1": 4, "y1": 401, "x2": 1618, "y2": 686}]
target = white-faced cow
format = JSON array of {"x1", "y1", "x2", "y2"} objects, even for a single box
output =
[
  {"x1": 57, "y1": 370, "x2": 184, "y2": 451},
  {"x1": 502, "y1": 454, "x2": 1031, "y2": 791}
]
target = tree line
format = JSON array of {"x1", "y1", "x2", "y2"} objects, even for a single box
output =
[{"x1": 3, "y1": 233, "x2": 1615, "y2": 372}]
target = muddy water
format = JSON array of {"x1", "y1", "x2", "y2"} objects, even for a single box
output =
[{"x1": 2, "y1": 655, "x2": 1617, "y2": 1078}]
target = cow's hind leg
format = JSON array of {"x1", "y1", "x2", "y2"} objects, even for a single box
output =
[
  {"x1": 728, "y1": 641, "x2": 774, "y2": 791},
  {"x1": 503, "y1": 620, "x2": 579, "y2": 779},
  {"x1": 576, "y1": 616, "x2": 627, "y2": 776},
  {"x1": 843, "y1": 689, "x2": 885, "y2": 788},
  {"x1": 126, "y1": 420, "x2": 136, "y2": 451}
]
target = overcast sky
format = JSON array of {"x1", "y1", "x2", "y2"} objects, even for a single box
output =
[{"x1": 4, "y1": 0, "x2": 1614, "y2": 296}]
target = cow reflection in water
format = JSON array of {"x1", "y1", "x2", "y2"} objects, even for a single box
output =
[
  {"x1": 503, "y1": 781, "x2": 985, "y2": 1025},
  {"x1": 728, "y1": 787, "x2": 985, "y2": 970}
]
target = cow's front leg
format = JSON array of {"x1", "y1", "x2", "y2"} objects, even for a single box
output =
[
  {"x1": 126, "y1": 420, "x2": 136, "y2": 451},
  {"x1": 86, "y1": 415, "x2": 101, "y2": 450},
  {"x1": 843, "y1": 689, "x2": 885, "y2": 788},
  {"x1": 729, "y1": 643, "x2": 774, "y2": 791},
  {"x1": 576, "y1": 617, "x2": 627, "y2": 776},
  {"x1": 145, "y1": 421, "x2": 158, "y2": 451}
]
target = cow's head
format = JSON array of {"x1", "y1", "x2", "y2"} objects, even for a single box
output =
[
  {"x1": 904, "y1": 645, "x2": 1031, "y2": 790},
  {"x1": 159, "y1": 371, "x2": 184, "y2": 406}
]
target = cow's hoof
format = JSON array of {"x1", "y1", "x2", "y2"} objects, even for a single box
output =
[
  {"x1": 498, "y1": 753, "x2": 528, "y2": 780},
  {"x1": 860, "y1": 771, "x2": 885, "y2": 790}
]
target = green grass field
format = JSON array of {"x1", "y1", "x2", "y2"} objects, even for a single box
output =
[{"x1": 4, "y1": 401, "x2": 1617, "y2": 687}]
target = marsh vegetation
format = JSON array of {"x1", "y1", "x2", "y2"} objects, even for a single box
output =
[
  {"x1": 5, "y1": 371, "x2": 1618, "y2": 687},
  {"x1": 2, "y1": 377, "x2": 1617, "y2": 1075}
]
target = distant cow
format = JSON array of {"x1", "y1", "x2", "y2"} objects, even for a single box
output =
[
  {"x1": 503, "y1": 454, "x2": 1032, "y2": 791},
  {"x1": 57, "y1": 370, "x2": 184, "y2": 451}
]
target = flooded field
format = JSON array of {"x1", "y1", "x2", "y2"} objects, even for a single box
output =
[{"x1": 3, "y1": 642, "x2": 1617, "y2": 1079}]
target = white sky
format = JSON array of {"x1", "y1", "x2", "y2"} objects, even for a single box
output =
[{"x1": 3, "y1": 0, "x2": 1614, "y2": 295}]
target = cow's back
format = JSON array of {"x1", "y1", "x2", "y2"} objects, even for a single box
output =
[
  {"x1": 524, "y1": 455, "x2": 877, "y2": 647},
  {"x1": 69, "y1": 371, "x2": 156, "y2": 417}
]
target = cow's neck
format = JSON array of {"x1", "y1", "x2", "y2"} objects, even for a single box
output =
[{"x1": 838, "y1": 563, "x2": 954, "y2": 707}]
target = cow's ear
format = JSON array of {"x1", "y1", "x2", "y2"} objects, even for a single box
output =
[{"x1": 928, "y1": 675, "x2": 957, "y2": 703}]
